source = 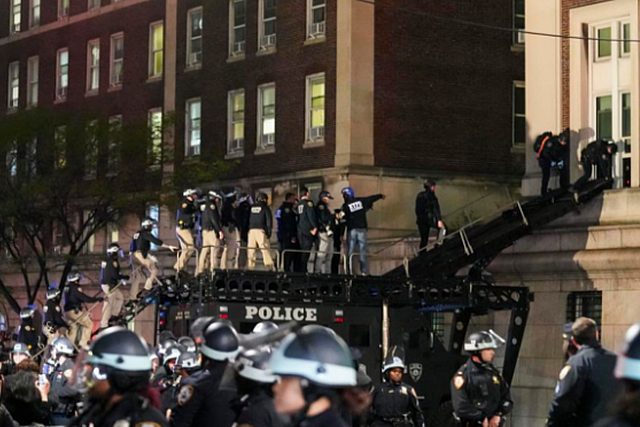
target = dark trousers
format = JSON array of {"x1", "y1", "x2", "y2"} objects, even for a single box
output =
[
  {"x1": 279, "y1": 237, "x2": 299, "y2": 272},
  {"x1": 331, "y1": 242, "x2": 342, "y2": 274},
  {"x1": 297, "y1": 232, "x2": 315, "y2": 273},
  {"x1": 574, "y1": 161, "x2": 593, "y2": 191},
  {"x1": 417, "y1": 222, "x2": 432, "y2": 251},
  {"x1": 539, "y1": 158, "x2": 570, "y2": 195}
]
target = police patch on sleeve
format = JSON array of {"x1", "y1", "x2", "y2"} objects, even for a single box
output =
[
  {"x1": 453, "y1": 375, "x2": 465, "y2": 390},
  {"x1": 559, "y1": 365, "x2": 571, "y2": 380},
  {"x1": 177, "y1": 385, "x2": 194, "y2": 406}
]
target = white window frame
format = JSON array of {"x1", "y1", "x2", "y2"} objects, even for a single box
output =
[
  {"x1": 145, "y1": 204, "x2": 160, "y2": 251},
  {"x1": 88, "y1": 0, "x2": 101, "y2": 10},
  {"x1": 227, "y1": 89, "x2": 245, "y2": 155},
  {"x1": 149, "y1": 21, "x2": 164, "y2": 79},
  {"x1": 84, "y1": 119, "x2": 98, "y2": 179},
  {"x1": 109, "y1": 32, "x2": 124, "y2": 88},
  {"x1": 258, "y1": 0, "x2": 276, "y2": 50},
  {"x1": 185, "y1": 98, "x2": 201, "y2": 157},
  {"x1": 107, "y1": 115, "x2": 122, "y2": 174},
  {"x1": 186, "y1": 7, "x2": 203, "y2": 68},
  {"x1": 305, "y1": 73, "x2": 325, "y2": 144},
  {"x1": 229, "y1": 0, "x2": 246, "y2": 57},
  {"x1": 512, "y1": 81, "x2": 525, "y2": 145},
  {"x1": 86, "y1": 39, "x2": 100, "y2": 94},
  {"x1": 58, "y1": 0, "x2": 69, "y2": 19},
  {"x1": 10, "y1": 0, "x2": 21, "y2": 34},
  {"x1": 26, "y1": 56, "x2": 38, "y2": 108},
  {"x1": 620, "y1": 21, "x2": 631, "y2": 57},
  {"x1": 29, "y1": 0, "x2": 40, "y2": 29},
  {"x1": 257, "y1": 83, "x2": 276, "y2": 149},
  {"x1": 56, "y1": 48, "x2": 69, "y2": 102},
  {"x1": 595, "y1": 24, "x2": 612, "y2": 61},
  {"x1": 148, "y1": 108, "x2": 163, "y2": 167},
  {"x1": 306, "y1": 0, "x2": 326, "y2": 40},
  {"x1": 7, "y1": 61, "x2": 20, "y2": 111}
]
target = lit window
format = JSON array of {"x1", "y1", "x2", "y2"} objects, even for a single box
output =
[
  {"x1": 7, "y1": 61, "x2": 19, "y2": 111},
  {"x1": 109, "y1": 33, "x2": 124, "y2": 87},
  {"x1": 596, "y1": 95, "x2": 612, "y2": 140},
  {"x1": 306, "y1": 73, "x2": 325, "y2": 143},
  {"x1": 148, "y1": 108, "x2": 163, "y2": 167},
  {"x1": 29, "y1": 0, "x2": 39, "y2": 28},
  {"x1": 227, "y1": 89, "x2": 245, "y2": 155},
  {"x1": 56, "y1": 48, "x2": 69, "y2": 101},
  {"x1": 596, "y1": 27, "x2": 612, "y2": 59},
  {"x1": 513, "y1": 82, "x2": 525, "y2": 145},
  {"x1": 186, "y1": 7, "x2": 203, "y2": 67},
  {"x1": 88, "y1": 0, "x2": 101, "y2": 10},
  {"x1": 185, "y1": 98, "x2": 201, "y2": 157},
  {"x1": 259, "y1": 0, "x2": 276, "y2": 50},
  {"x1": 10, "y1": 0, "x2": 21, "y2": 34},
  {"x1": 58, "y1": 0, "x2": 69, "y2": 18},
  {"x1": 257, "y1": 83, "x2": 276, "y2": 148},
  {"x1": 229, "y1": 0, "x2": 246, "y2": 57},
  {"x1": 513, "y1": 0, "x2": 524, "y2": 45},
  {"x1": 107, "y1": 115, "x2": 122, "y2": 174},
  {"x1": 621, "y1": 22, "x2": 631, "y2": 56},
  {"x1": 85, "y1": 120, "x2": 98, "y2": 179},
  {"x1": 307, "y1": 0, "x2": 325, "y2": 39},
  {"x1": 149, "y1": 22, "x2": 164, "y2": 78},
  {"x1": 54, "y1": 126, "x2": 67, "y2": 169},
  {"x1": 86, "y1": 39, "x2": 100, "y2": 93},
  {"x1": 26, "y1": 56, "x2": 38, "y2": 107}
]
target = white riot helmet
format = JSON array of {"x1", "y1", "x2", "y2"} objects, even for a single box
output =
[
  {"x1": 464, "y1": 330, "x2": 506, "y2": 352},
  {"x1": 382, "y1": 356, "x2": 406, "y2": 373}
]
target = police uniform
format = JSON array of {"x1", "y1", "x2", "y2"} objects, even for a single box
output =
[
  {"x1": 546, "y1": 343, "x2": 619, "y2": 427},
  {"x1": 70, "y1": 393, "x2": 168, "y2": 427},
  {"x1": 175, "y1": 196, "x2": 198, "y2": 272},
  {"x1": 314, "y1": 197, "x2": 334, "y2": 274},
  {"x1": 64, "y1": 282, "x2": 101, "y2": 348},
  {"x1": 44, "y1": 298, "x2": 68, "y2": 342},
  {"x1": 197, "y1": 200, "x2": 223, "y2": 275},
  {"x1": 342, "y1": 193, "x2": 384, "y2": 275},
  {"x1": 234, "y1": 196, "x2": 252, "y2": 268},
  {"x1": 574, "y1": 139, "x2": 615, "y2": 191},
  {"x1": 536, "y1": 132, "x2": 570, "y2": 195},
  {"x1": 331, "y1": 209, "x2": 346, "y2": 274},
  {"x1": 415, "y1": 188, "x2": 441, "y2": 250},
  {"x1": 247, "y1": 199, "x2": 274, "y2": 270},
  {"x1": 275, "y1": 200, "x2": 299, "y2": 272},
  {"x1": 296, "y1": 196, "x2": 318, "y2": 273},
  {"x1": 220, "y1": 196, "x2": 241, "y2": 269},
  {"x1": 49, "y1": 358, "x2": 80, "y2": 425},
  {"x1": 99, "y1": 255, "x2": 128, "y2": 328},
  {"x1": 235, "y1": 388, "x2": 283, "y2": 427},
  {"x1": 371, "y1": 382, "x2": 425, "y2": 427},
  {"x1": 131, "y1": 228, "x2": 164, "y2": 297},
  {"x1": 451, "y1": 358, "x2": 512, "y2": 426}
]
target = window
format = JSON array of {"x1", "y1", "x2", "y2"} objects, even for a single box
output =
[
  {"x1": 259, "y1": 0, "x2": 276, "y2": 50},
  {"x1": 54, "y1": 126, "x2": 67, "y2": 169},
  {"x1": 10, "y1": 0, "x2": 21, "y2": 34},
  {"x1": 513, "y1": 82, "x2": 525, "y2": 145},
  {"x1": 306, "y1": 73, "x2": 325, "y2": 143},
  {"x1": 513, "y1": 0, "x2": 524, "y2": 45},
  {"x1": 229, "y1": 0, "x2": 246, "y2": 57},
  {"x1": 621, "y1": 22, "x2": 631, "y2": 56},
  {"x1": 622, "y1": 93, "x2": 631, "y2": 141},
  {"x1": 186, "y1": 7, "x2": 203, "y2": 68},
  {"x1": 596, "y1": 26, "x2": 612, "y2": 59},
  {"x1": 145, "y1": 204, "x2": 159, "y2": 251},
  {"x1": 7, "y1": 61, "x2": 19, "y2": 111},
  {"x1": 107, "y1": 115, "x2": 121, "y2": 173},
  {"x1": 257, "y1": 83, "x2": 276, "y2": 148},
  {"x1": 58, "y1": 0, "x2": 69, "y2": 18},
  {"x1": 596, "y1": 95, "x2": 612, "y2": 140},
  {"x1": 307, "y1": 0, "x2": 326, "y2": 39},
  {"x1": 56, "y1": 48, "x2": 69, "y2": 101},
  {"x1": 86, "y1": 39, "x2": 100, "y2": 93},
  {"x1": 82, "y1": 210, "x2": 96, "y2": 254},
  {"x1": 109, "y1": 33, "x2": 124, "y2": 87},
  {"x1": 85, "y1": 120, "x2": 98, "y2": 179},
  {"x1": 149, "y1": 22, "x2": 164, "y2": 78},
  {"x1": 88, "y1": 0, "x2": 101, "y2": 9},
  {"x1": 227, "y1": 89, "x2": 245, "y2": 154},
  {"x1": 621, "y1": 92, "x2": 631, "y2": 187},
  {"x1": 29, "y1": 0, "x2": 40, "y2": 28},
  {"x1": 6, "y1": 143, "x2": 17, "y2": 178},
  {"x1": 27, "y1": 56, "x2": 38, "y2": 107},
  {"x1": 107, "y1": 221, "x2": 119, "y2": 248},
  {"x1": 185, "y1": 98, "x2": 201, "y2": 157},
  {"x1": 26, "y1": 138, "x2": 36, "y2": 178},
  {"x1": 566, "y1": 291, "x2": 602, "y2": 335},
  {"x1": 148, "y1": 108, "x2": 163, "y2": 167}
]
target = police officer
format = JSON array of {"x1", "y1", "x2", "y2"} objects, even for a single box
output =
[
  {"x1": 10, "y1": 342, "x2": 31, "y2": 369},
  {"x1": 17, "y1": 306, "x2": 40, "y2": 355},
  {"x1": 131, "y1": 218, "x2": 176, "y2": 298},
  {"x1": 247, "y1": 192, "x2": 275, "y2": 270},
  {"x1": 220, "y1": 192, "x2": 241, "y2": 269},
  {"x1": 164, "y1": 352, "x2": 202, "y2": 418},
  {"x1": 371, "y1": 356, "x2": 425, "y2": 427},
  {"x1": 296, "y1": 187, "x2": 318, "y2": 273},
  {"x1": 170, "y1": 321, "x2": 239, "y2": 427},
  {"x1": 315, "y1": 190, "x2": 334, "y2": 274},
  {"x1": 233, "y1": 347, "x2": 283, "y2": 427},
  {"x1": 69, "y1": 326, "x2": 168, "y2": 427},
  {"x1": 158, "y1": 345, "x2": 183, "y2": 414},
  {"x1": 331, "y1": 208, "x2": 347, "y2": 274},
  {"x1": 99, "y1": 243, "x2": 129, "y2": 329},
  {"x1": 270, "y1": 325, "x2": 357, "y2": 427},
  {"x1": 340, "y1": 186, "x2": 385, "y2": 275},
  {"x1": 547, "y1": 317, "x2": 620, "y2": 427},
  {"x1": 44, "y1": 286, "x2": 68, "y2": 344},
  {"x1": 64, "y1": 270, "x2": 103, "y2": 349},
  {"x1": 275, "y1": 192, "x2": 299, "y2": 272},
  {"x1": 574, "y1": 139, "x2": 618, "y2": 192},
  {"x1": 535, "y1": 129, "x2": 570, "y2": 195},
  {"x1": 175, "y1": 188, "x2": 200, "y2": 273},
  {"x1": 415, "y1": 179, "x2": 444, "y2": 251},
  {"x1": 594, "y1": 323, "x2": 640, "y2": 427},
  {"x1": 197, "y1": 190, "x2": 224, "y2": 275},
  {"x1": 48, "y1": 336, "x2": 80, "y2": 425},
  {"x1": 451, "y1": 330, "x2": 512, "y2": 427},
  {"x1": 178, "y1": 336, "x2": 197, "y2": 353},
  {"x1": 235, "y1": 192, "x2": 253, "y2": 269}
]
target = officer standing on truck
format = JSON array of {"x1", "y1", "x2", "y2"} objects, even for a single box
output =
[
  {"x1": 99, "y1": 243, "x2": 128, "y2": 329},
  {"x1": 370, "y1": 356, "x2": 425, "y2": 427},
  {"x1": 451, "y1": 330, "x2": 513, "y2": 427},
  {"x1": 296, "y1": 187, "x2": 318, "y2": 273},
  {"x1": 315, "y1": 190, "x2": 334, "y2": 274},
  {"x1": 276, "y1": 192, "x2": 299, "y2": 272}
]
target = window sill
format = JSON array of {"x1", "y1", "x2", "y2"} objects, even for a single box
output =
[
  {"x1": 184, "y1": 64, "x2": 202, "y2": 72},
  {"x1": 6, "y1": 107, "x2": 18, "y2": 115},
  {"x1": 53, "y1": 97, "x2": 67, "y2": 105},
  {"x1": 510, "y1": 144, "x2": 525, "y2": 154},
  {"x1": 108, "y1": 84, "x2": 123, "y2": 92},
  {"x1": 254, "y1": 145, "x2": 275, "y2": 156},
  {"x1": 146, "y1": 76, "x2": 163, "y2": 83},
  {"x1": 304, "y1": 36, "x2": 326, "y2": 46},
  {"x1": 85, "y1": 90, "x2": 99, "y2": 98},
  {"x1": 303, "y1": 139, "x2": 325, "y2": 149},
  {"x1": 225, "y1": 151, "x2": 245, "y2": 160},
  {"x1": 256, "y1": 47, "x2": 277, "y2": 56},
  {"x1": 227, "y1": 54, "x2": 246, "y2": 63}
]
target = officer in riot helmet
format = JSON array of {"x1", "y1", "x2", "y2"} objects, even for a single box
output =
[
  {"x1": 99, "y1": 243, "x2": 129, "y2": 329},
  {"x1": 247, "y1": 191, "x2": 275, "y2": 270},
  {"x1": 270, "y1": 325, "x2": 357, "y2": 427},
  {"x1": 44, "y1": 286, "x2": 68, "y2": 344},
  {"x1": 175, "y1": 188, "x2": 200, "y2": 274},
  {"x1": 315, "y1": 190, "x2": 335, "y2": 274},
  {"x1": 175, "y1": 352, "x2": 201, "y2": 377},
  {"x1": 451, "y1": 330, "x2": 512, "y2": 427},
  {"x1": 69, "y1": 326, "x2": 167, "y2": 427},
  {"x1": 170, "y1": 321, "x2": 240, "y2": 427},
  {"x1": 252, "y1": 321, "x2": 278, "y2": 335},
  {"x1": 370, "y1": 356, "x2": 425, "y2": 427},
  {"x1": 64, "y1": 270, "x2": 103, "y2": 350},
  {"x1": 17, "y1": 305, "x2": 40, "y2": 355},
  {"x1": 158, "y1": 346, "x2": 184, "y2": 414},
  {"x1": 296, "y1": 187, "x2": 318, "y2": 273},
  {"x1": 178, "y1": 336, "x2": 197, "y2": 353},
  {"x1": 197, "y1": 190, "x2": 224, "y2": 275},
  {"x1": 594, "y1": 323, "x2": 640, "y2": 427},
  {"x1": 10, "y1": 342, "x2": 31, "y2": 367},
  {"x1": 130, "y1": 218, "x2": 176, "y2": 298},
  {"x1": 189, "y1": 316, "x2": 216, "y2": 346},
  {"x1": 163, "y1": 352, "x2": 202, "y2": 418},
  {"x1": 48, "y1": 336, "x2": 81, "y2": 425}
]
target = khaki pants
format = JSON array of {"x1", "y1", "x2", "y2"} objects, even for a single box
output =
[
  {"x1": 197, "y1": 230, "x2": 221, "y2": 274},
  {"x1": 65, "y1": 309, "x2": 94, "y2": 349},
  {"x1": 247, "y1": 229, "x2": 274, "y2": 270},
  {"x1": 220, "y1": 226, "x2": 239, "y2": 269},
  {"x1": 175, "y1": 227, "x2": 195, "y2": 272},
  {"x1": 100, "y1": 285, "x2": 124, "y2": 328},
  {"x1": 315, "y1": 232, "x2": 334, "y2": 274},
  {"x1": 131, "y1": 251, "x2": 159, "y2": 297}
]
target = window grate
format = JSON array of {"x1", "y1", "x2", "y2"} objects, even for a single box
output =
[{"x1": 566, "y1": 291, "x2": 602, "y2": 334}]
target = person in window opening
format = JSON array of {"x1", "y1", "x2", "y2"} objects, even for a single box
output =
[
  {"x1": 535, "y1": 128, "x2": 570, "y2": 195},
  {"x1": 573, "y1": 139, "x2": 618, "y2": 193}
]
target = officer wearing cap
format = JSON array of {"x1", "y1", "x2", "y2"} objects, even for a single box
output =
[
  {"x1": 451, "y1": 330, "x2": 512, "y2": 427},
  {"x1": 170, "y1": 321, "x2": 239, "y2": 427},
  {"x1": 63, "y1": 270, "x2": 103, "y2": 349},
  {"x1": 247, "y1": 192, "x2": 275, "y2": 271},
  {"x1": 415, "y1": 179, "x2": 444, "y2": 251},
  {"x1": 371, "y1": 356, "x2": 425, "y2": 427},
  {"x1": 315, "y1": 190, "x2": 334, "y2": 274},
  {"x1": 594, "y1": 323, "x2": 640, "y2": 427},
  {"x1": 175, "y1": 188, "x2": 200, "y2": 273},
  {"x1": 547, "y1": 317, "x2": 619, "y2": 427},
  {"x1": 44, "y1": 286, "x2": 68, "y2": 344},
  {"x1": 296, "y1": 187, "x2": 318, "y2": 273},
  {"x1": 99, "y1": 243, "x2": 129, "y2": 329},
  {"x1": 48, "y1": 336, "x2": 80, "y2": 425},
  {"x1": 197, "y1": 190, "x2": 224, "y2": 275},
  {"x1": 69, "y1": 326, "x2": 167, "y2": 427}
]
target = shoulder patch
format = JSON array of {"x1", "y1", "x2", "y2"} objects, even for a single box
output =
[
  {"x1": 453, "y1": 375, "x2": 465, "y2": 390},
  {"x1": 559, "y1": 365, "x2": 571, "y2": 380},
  {"x1": 177, "y1": 384, "x2": 195, "y2": 406},
  {"x1": 492, "y1": 375, "x2": 500, "y2": 384},
  {"x1": 400, "y1": 386, "x2": 408, "y2": 395}
]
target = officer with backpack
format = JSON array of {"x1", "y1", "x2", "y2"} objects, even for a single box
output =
[{"x1": 534, "y1": 129, "x2": 570, "y2": 195}]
